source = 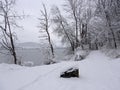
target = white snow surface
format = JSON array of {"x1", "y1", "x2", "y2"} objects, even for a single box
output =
[{"x1": 0, "y1": 51, "x2": 120, "y2": 90}]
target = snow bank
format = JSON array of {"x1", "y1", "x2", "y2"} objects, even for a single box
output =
[{"x1": 0, "y1": 51, "x2": 120, "y2": 90}]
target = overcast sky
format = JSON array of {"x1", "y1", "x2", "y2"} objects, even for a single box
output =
[{"x1": 15, "y1": 0, "x2": 64, "y2": 44}]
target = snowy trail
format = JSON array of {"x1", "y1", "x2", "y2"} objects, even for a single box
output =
[
  {"x1": 0, "y1": 51, "x2": 120, "y2": 90},
  {"x1": 18, "y1": 65, "x2": 63, "y2": 90},
  {"x1": 19, "y1": 61, "x2": 79, "y2": 90}
]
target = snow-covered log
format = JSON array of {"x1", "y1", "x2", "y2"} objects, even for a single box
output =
[{"x1": 60, "y1": 67, "x2": 79, "y2": 78}]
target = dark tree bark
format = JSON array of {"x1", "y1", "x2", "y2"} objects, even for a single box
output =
[{"x1": 104, "y1": 11, "x2": 117, "y2": 49}]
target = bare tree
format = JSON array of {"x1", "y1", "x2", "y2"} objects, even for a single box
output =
[
  {"x1": 0, "y1": 0, "x2": 20, "y2": 64},
  {"x1": 38, "y1": 3, "x2": 54, "y2": 58},
  {"x1": 64, "y1": 0, "x2": 81, "y2": 47},
  {"x1": 51, "y1": 6, "x2": 75, "y2": 52},
  {"x1": 95, "y1": 0, "x2": 120, "y2": 49},
  {"x1": 80, "y1": 0, "x2": 95, "y2": 49}
]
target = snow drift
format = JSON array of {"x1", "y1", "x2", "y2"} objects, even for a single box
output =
[{"x1": 0, "y1": 51, "x2": 120, "y2": 90}]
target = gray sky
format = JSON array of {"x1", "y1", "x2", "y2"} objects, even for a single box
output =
[{"x1": 15, "y1": 0, "x2": 64, "y2": 44}]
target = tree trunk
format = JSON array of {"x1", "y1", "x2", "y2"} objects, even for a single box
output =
[
  {"x1": 75, "y1": 16, "x2": 79, "y2": 48},
  {"x1": 105, "y1": 11, "x2": 117, "y2": 49},
  {"x1": 7, "y1": 16, "x2": 17, "y2": 64},
  {"x1": 60, "y1": 21, "x2": 75, "y2": 52},
  {"x1": 46, "y1": 30, "x2": 54, "y2": 58}
]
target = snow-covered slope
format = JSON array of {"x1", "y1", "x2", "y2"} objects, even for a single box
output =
[{"x1": 0, "y1": 51, "x2": 120, "y2": 90}]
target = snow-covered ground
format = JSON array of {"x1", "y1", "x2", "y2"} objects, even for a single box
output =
[{"x1": 0, "y1": 51, "x2": 120, "y2": 90}]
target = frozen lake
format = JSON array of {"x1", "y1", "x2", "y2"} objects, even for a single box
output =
[{"x1": 0, "y1": 47, "x2": 70, "y2": 66}]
